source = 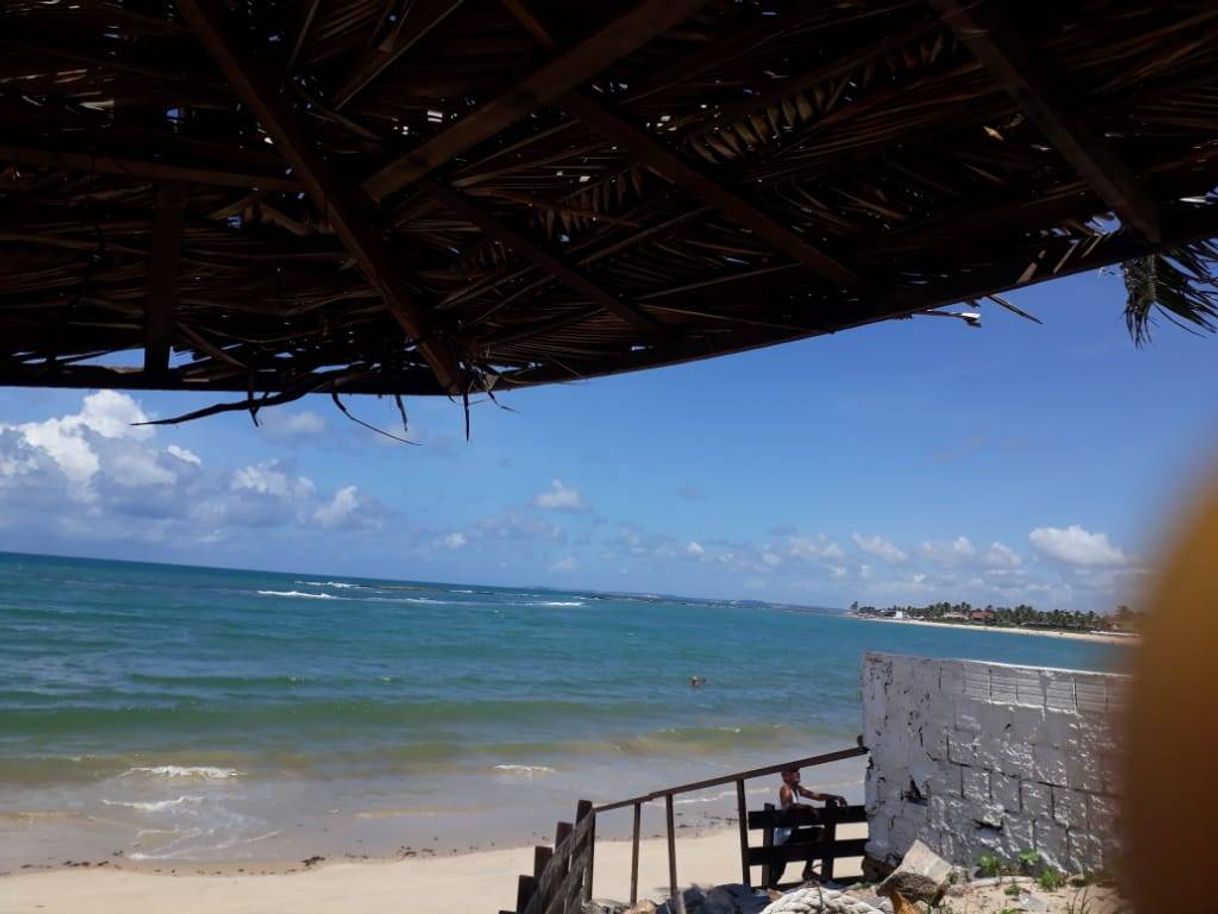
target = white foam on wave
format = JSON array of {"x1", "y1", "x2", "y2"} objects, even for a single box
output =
[
  {"x1": 128, "y1": 829, "x2": 281, "y2": 861},
  {"x1": 103, "y1": 795, "x2": 206, "y2": 811},
  {"x1": 257, "y1": 590, "x2": 344, "y2": 600},
  {"x1": 121, "y1": 766, "x2": 243, "y2": 780},
  {"x1": 529, "y1": 601, "x2": 585, "y2": 607},
  {"x1": 367, "y1": 596, "x2": 457, "y2": 605},
  {"x1": 493, "y1": 764, "x2": 556, "y2": 776},
  {"x1": 297, "y1": 580, "x2": 365, "y2": 590}
]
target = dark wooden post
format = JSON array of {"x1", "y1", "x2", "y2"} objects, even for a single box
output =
[
  {"x1": 630, "y1": 801, "x2": 642, "y2": 905},
  {"x1": 553, "y1": 820, "x2": 572, "y2": 914},
  {"x1": 736, "y1": 778, "x2": 750, "y2": 886},
  {"x1": 821, "y1": 813, "x2": 837, "y2": 882},
  {"x1": 516, "y1": 874, "x2": 537, "y2": 914},
  {"x1": 576, "y1": 799, "x2": 594, "y2": 906},
  {"x1": 532, "y1": 845, "x2": 553, "y2": 912},
  {"x1": 665, "y1": 793, "x2": 677, "y2": 899},
  {"x1": 761, "y1": 802, "x2": 775, "y2": 889}
]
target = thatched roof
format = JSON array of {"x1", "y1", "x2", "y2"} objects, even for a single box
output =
[{"x1": 3, "y1": 0, "x2": 1218, "y2": 407}]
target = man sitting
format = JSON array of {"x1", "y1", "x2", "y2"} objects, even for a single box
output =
[{"x1": 770, "y1": 767, "x2": 847, "y2": 886}]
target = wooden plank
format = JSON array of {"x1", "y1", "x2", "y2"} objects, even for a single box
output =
[
  {"x1": 532, "y1": 845, "x2": 554, "y2": 912},
  {"x1": 630, "y1": 802, "x2": 641, "y2": 905},
  {"x1": 931, "y1": 0, "x2": 1160, "y2": 242},
  {"x1": 143, "y1": 181, "x2": 186, "y2": 376},
  {"x1": 516, "y1": 874, "x2": 538, "y2": 914},
  {"x1": 0, "y1": 145, "x2": 298, "y2": 192},
  {"x1": 665, "y1": 793, "x2": 677, "y2": 899},
  {"x1": 421, "y1": 180, "x2": 660, "y2": 331},
  {"x1": 736, "y1": 779, "x2": 750, "y2": 887},
  {"x1": 584, "y1": 811, "x2": 596, "y2": 905},
  {"x1": 745, "y1": 837, "x2": 870, "y2": 866},
  {"x1": 747, "y1": 805, "x2": 868, "y2": 829},
  {"x1": 361, "y1": 0, "x2": 706, "y2": 201},
  {"x1": 175, "y1": 0, "x2": 464, "y2": 395}
]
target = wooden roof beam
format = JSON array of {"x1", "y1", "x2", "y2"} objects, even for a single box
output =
[
  {"x1": 332, "y1": 0, "x2": 466, "y2": 109},
  {"x1": 497, "y1": 0, "x2": 859, "y2": 289},
  {"x1": 496, "y1": 200, "x2": 1218, "y2": 388},
  {"x1": 560, "y1": 94, "x2": 860, "y2": 289},
  {"x1": 360, "y1": 0, "x2": 706, "y2": 203},
  {"x1": 930, "y1": 0, "x2": 1161, "y2": 243},
  {"x1": 420, "y1": 180, "x2": 660, "y2": 332},
  {"x1": 0, "y1": 145, "x2": 299, "y2": 192},
  {"x1": 143, "y1": 182, "x2": 186, "y2": 376},
  {"x1": 175, "y1": 0, "x2": 464, "y2": 395}
]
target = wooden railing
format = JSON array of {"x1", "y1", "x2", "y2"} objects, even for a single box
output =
[{"x1": 500, "y1": 745, "x2": 867, "y2": 913}]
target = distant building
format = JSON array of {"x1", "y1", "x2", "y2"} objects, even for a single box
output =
[
  {"x1": 893, "y1": 610, "x2": 907, "y2": 620},
  {"x1": 969, "y1": 610, "x2": 996, "y2": 624},
  {"x1": 943, "y1": 612, "x2": 967, "y2": 620}
]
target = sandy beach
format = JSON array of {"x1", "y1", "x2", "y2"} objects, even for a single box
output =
[
  {"x1": 2, "y1": 827, "x2": 858, "y2": 914},
  {"x1": 852, "y1": 615, "x2": 1138, "y2": 646}
]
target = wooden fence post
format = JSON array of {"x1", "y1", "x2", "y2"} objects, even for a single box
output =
[
  {"x1": 630, "y1": 801, "x2": 642, "y2": 905},
  {"x1": 577, "y1": 799, "x2": 594, "y2": 906},
  {"x1": 736, "y1": 778, "x2": 750, "y2": 886},
  {"x1": 665, "y1": 793, "x2": 677, "y2": 899}
]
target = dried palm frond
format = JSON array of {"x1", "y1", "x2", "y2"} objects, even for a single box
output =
[{"x1": 1121, "y1": 240, "x2": 1218, "y2": 346}]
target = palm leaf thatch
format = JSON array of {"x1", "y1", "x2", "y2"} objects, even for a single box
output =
[
  {"x1": 1121, "y1": 241, "x2": 1218, "y2": 347},
  {"x1": 2, "y1": 0, "x2": 1218, "y2": 407}
]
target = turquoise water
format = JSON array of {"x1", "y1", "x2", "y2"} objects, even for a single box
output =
[{"x1": 0, "y1": 552, "x2": 1130, "y2": 867}]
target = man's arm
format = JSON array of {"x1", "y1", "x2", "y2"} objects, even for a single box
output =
[{"x1": 795, "y1": 785, "x2": 847, "y2": 805}]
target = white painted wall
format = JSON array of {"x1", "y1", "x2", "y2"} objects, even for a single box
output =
[{"x1": 861, "y1": 652, "x2": 1125, "y2": 875}]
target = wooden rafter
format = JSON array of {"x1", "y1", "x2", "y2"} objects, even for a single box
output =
[
  {"x1": 559, "y1": 95, "x2": 861, "y2": 288},
  {"x1": 332, "y1": 0, "x2": 466, "y2": 109},
  {"x1": 420, "y1": 180, "x2": 660, "y2": 332},
  {"x1": 175, "y1": 0, "x2": 464, "y2": 394},
  {"x1": 0, "y1": 145, "x2": 299, "y2": 192},
  {"x1": 143, "y1": 182, "x2": 186, "y2": 376},
  {"x1": 495, "y1": 200, "x2": 1218, "y2": 388},
  {"x1": 931, "y1": 0, "x2": 1161, "y2": 242},
  {"x1": 360, "y1": 0, "x2": 707, "y2": 202},
  {"x1": 497, "y1": 0, "x2": 860, "y2": 288}
]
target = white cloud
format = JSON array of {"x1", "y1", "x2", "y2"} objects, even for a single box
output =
[
  {"x1": 1028, "y1": 525, "x2": 1129, "y2": 567},
  {"x1": 532, "y1": 479, "x2": 586, "y2": 511},
  {"x1": 761, "y1": 551, "x2": 782, "y2": 567},
  {"x1": 787, "y1": 535, "x2": 845, "y2": 562},
  {"x1": 259, "y1": 410, "x2": 327, "y2": 439},
  {"x1": 2, "y1": 391, "x2": 160, "y2": 497},
  {"x1": 314, "y1": 485, "x2": 360, "y2": 528},
  {"x1": 852, "y1": 533, "x2": 908, "y2": 563},
  {"x1": 549, "y1": 556, "x2": 577, "y2": 573},
  {"x1": 982, "y1": 541, "x2": 1022, "y2": 568},
  {"x1": 442, "y1": 532, "x2": 468, "y2": 549},
  {"x1": 686, "y1": 541, "x2": 704, "y2": 557},
  {"x1": 231, "y1": 461, "x2": 315, "y2": 499},
  {"x1": 166, "y1": 445, "x2": 202, "y2": 466},
  {"x1": 920, "y1": 536, "x2": 976, "y2": 565},
  {"x1": 0, "y1": 391, "x2": 385, "y2": 552}
]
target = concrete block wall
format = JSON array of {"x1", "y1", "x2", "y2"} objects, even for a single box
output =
[{"x1": 862, "y1": 652, "x2": 1125, "y2": 875}]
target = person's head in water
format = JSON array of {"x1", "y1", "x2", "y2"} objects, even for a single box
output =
[{"x1": 690, "y1": 675, "x2": 705, "y2": 687}]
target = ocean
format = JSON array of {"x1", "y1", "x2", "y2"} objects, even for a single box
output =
[{"x1": 0, "y1": 552, "x2": 1131, "y2": 870}]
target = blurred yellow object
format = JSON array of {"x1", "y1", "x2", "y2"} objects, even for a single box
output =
[{"x1": 1126, "y1": 475, "x2": 1218, "y2": 910}]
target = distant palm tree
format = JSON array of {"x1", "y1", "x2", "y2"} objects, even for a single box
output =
[{"x1": 1121, "y1": 241, "x2": 1218, "y2": 345}]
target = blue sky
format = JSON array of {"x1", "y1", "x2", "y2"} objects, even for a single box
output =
[{"x1": 1, "y1": 268, "x2": 1215, "y2": 611}]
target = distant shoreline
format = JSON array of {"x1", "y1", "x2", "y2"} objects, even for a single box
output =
[{"x1": 849, "y1": 614, "x2": 1138, "y2": 645}]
